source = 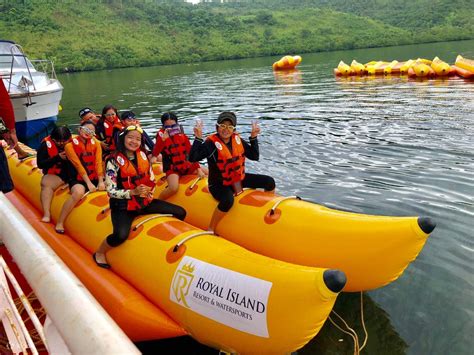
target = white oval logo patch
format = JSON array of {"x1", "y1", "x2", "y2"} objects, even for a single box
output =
[
  {"x1": 46, "y1": 140, "x2": 52, "y2": 149},
  {"x1": 72, "y1": 138, "x2": 79, "y2": 145},
  {"x1": 104, "y1": 122, "x2": 110, "y2": 129},
  {"x1": 215, "y1": 141, "x2": 223, "y2": 150},
  {"x1": 235, "y1": 135, "x2": 241, "y2": 145},
  {"x1": 117, "y1": 155, "x2": 125, "y2": 166},
  {"x1": 140, "y1": 151, "x2": 147, "y2": 160}
]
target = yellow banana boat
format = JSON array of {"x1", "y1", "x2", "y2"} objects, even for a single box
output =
[
  {"x1": 455, "y1": 55, "x2": 474, "y2": 73},
  {"x1": 431, "y1": 57, "x2": 451, "y2": 76},
  {"x1": 6, "y1": 146, "x2": 345, "y2": 354},
  {"x1": 350, "y1": 60, "x2": 366, "y2": 75},
  {"x1": 334, "y1": 61, "x2": 352, "y2": 76},
  {"x1": 150, "y1": 170, "x2": 436, "y2": 292}
]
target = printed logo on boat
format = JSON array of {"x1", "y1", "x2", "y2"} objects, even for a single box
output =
[
  {"x1": 235, "y1": 135, "x2": 241, "y2": 145},
  {"x1": 214, "y1": 141, "x2": 223, "y2": 151},
  {"x1": 170, "y1": 256, "x2": 272, "y2": 338}
]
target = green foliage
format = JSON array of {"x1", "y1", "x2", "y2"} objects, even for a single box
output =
[{"x1": 0, "y1": 0, "x2": 472, "y2": 72}]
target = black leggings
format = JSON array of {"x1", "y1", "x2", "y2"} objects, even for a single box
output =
[
  {"x1": 209, "y1": 173, "x2": 275, "y2": 212},
  {"x1": 106, "y1": 199, "x2": 186, "y2": 247}
]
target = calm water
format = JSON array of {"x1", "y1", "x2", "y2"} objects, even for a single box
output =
[{"x1": 58, "y1": 40, "x2": 474, "y2": 355}]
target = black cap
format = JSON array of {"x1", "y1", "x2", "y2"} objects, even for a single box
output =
[
  {"x1": 217, "y1": 112, "x2": 237, "y2": 126},
  {"x1": 79, "y1": 107, "x2": 93, "y2": 118},
  {"x1": 120, "y1": 111, "x2": 136, "y2": 121}
]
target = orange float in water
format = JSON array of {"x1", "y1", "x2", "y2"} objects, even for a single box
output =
[{"x1": 273, "y1": 55, "x2": 302, "y2": 71}]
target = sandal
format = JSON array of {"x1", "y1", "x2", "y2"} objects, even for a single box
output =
[
  {"x1": 55, "y1": 228, "x2": 65, "y2": 234},
  {"x1": 93, "y1": 253, "x2": 111, "y2": 269}
]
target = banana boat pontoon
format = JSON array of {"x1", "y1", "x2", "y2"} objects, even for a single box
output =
[{"x1": 5, "y1": 144, "x2": 346, "y2": 354}]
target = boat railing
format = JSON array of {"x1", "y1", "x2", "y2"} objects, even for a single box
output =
[
  {"x1": 0, "y1": 193, "x2": 140, "y2": 354},
  {"x1": 1, "y1": 43, "x2": 58, "y2": 93}
]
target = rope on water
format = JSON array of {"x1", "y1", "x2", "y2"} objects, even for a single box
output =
[{"x1": 328, "y1": 291, "x2": 368, "y2": 355}]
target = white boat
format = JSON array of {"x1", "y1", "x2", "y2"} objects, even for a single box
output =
[{"x1": 0, "y1": 40, "x2": 63, "y2": 148}]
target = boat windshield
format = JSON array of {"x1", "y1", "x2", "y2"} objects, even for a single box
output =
[{"x1": 0, "y1": 41, "x2": 35, "y2": 72}]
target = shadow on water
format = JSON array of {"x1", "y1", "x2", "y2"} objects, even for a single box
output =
[{"x1": 135, "y1": 293, "x2": 407, "y2": 355}]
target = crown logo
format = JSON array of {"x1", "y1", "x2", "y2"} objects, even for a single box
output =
[{"x1": 182, "y1": 263, "x2": 195, "y2": 273}]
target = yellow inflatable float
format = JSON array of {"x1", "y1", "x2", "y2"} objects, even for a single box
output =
[
  {"x1": 5, "y1": 145, "x2": 345, "y2": 354},
  {"x1": 148, "y1": 169, "x2": 436, "y2": 292},
  {"x1": 334, "y1": 57, "x2": 463, "y2": 78},
  {"x1": 272, "y1": 55, "x2": 302, "y2": 71},
  {"x1": 453, "y1": 55, "x2": 474, "y2": 79}
]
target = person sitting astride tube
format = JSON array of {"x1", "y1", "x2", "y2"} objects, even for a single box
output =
[
  {"x1": 79, "y1": 107, "x2": 100, "y2": 126},
  {"x1": 118, "y1": 111, "x2": 155, "y2": 154},
  {"x1": 37, "y1": 126, "x2": 73, "y2": 223},
  {"x1": 93, "y1": 125, "x2": 186, "y2": 268},
  {"x1": 189, "y1": 112, "x2": 275, "y2": 233},
  {"x1": 55, "y1": 120, "x2": 105, "y2": 234},
  {"x1": 152, "y1": 112, "x2": 208, "y2": 200},
  {"x1": 96, "y1": 104, "x2": 122, "y2": 156}
]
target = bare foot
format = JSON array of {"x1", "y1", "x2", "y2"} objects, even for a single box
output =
[{"x1": 41, "y1": 216, "x2": 50, "y2": 223}]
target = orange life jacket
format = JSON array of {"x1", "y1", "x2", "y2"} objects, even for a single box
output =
[
  {"x1": 71, "y1": 137, "x2": 98, "y2": 181},
  {"x1": 100, "y1": 119, "x2": 122, "y2": 151},
  {"x1": 43, "y1": 136, "x2": 62, "y2": 175},
  {"x1": 115, "y1": 150, "x2": 155, "y2": 211},
  {"x1": 208, "y1": 133, "x2": 245, "y2": 186},
  {"x1": 157, "y1": 128, "x2": 192, "y2": 172}
]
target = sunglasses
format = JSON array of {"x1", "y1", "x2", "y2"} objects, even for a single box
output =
[
  {"x1": 124, "y1": 125, "x2": 143, "y2": 134},
  {"x1": 105, "y1": 113, "x2": 116, "y2": 117},
  {"x1": 217, "y1": 123, "x2": 236, "y2": 131},
  {"x1": 80, "y1": 126, "x2": 95, "y2": 136}
]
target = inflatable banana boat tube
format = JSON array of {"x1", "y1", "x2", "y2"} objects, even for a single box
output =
[
  {"x1": 272, "y1": 55, "x2": 302, "y2": 71},
  {"x1": 150, "y1": 170, "x2": 436, "y2": 292},
  {"x1": 6, "y1": 146, "x2": 345, "y2": 354},
  {"x1": 454, "y1": 55, "x2": 474, "y2": 79}
]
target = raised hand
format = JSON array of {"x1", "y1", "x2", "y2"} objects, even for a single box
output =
[
  {"x1": 250, "y1": 120, "x2": 260, "y2": 138},
  {"x1": 194, "y1": 118, "x2": 203, "y2": 139}
]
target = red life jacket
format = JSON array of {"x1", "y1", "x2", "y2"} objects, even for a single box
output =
[
  {"x1": 157, "y1": 128, "x2": 193, "y2": 173},
  {"x1": 207, "y1": 133, "x2": 245, "y2": 186},
  {"x1": 43, "y1": 136, "x2": 62, "y2": 175},
  {"x1": 115, "y1": 150, "x2": 155, "y2": 211},
  {"x1": 71, "y1": 136, "x2": 99, "y2": 181},
  {"x1": 100, "y1": 119, "x2": 122, "y2": 151}
]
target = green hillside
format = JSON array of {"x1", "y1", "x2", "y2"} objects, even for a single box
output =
[{"x1": 0, "y1": 0, "x2": 472, "y2": 72}]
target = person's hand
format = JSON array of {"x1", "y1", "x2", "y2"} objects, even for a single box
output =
[
  {"x1": 87, "y1": 183, "x2": 97, "y2": 192},
  {"x1": 101, "y1": 141, "x2": 109, "y2": 150},
  {"x1": 59, "y1": 151, "x2": 67, "y2": 160},
  {"x1": 97, "y1": 181, "x2": 106, "y2": 191},
  {"x1": 197, "y1": 168, "x2": 205, "y2": 178},
  {"x1": 132, "y1": 184, "x2": 150, "y2": 197},
  {"x1": 250, "y1": 120, "x2": 260, "y2": 138},
  {"x1": 2, "y1": 129, "x2": 19, "y2": 149},
  {"x1": 161, "y1": 129, "x2": 170, "y2": 141},
  {"x1": 194, "y1": 119, "x2": 203, "y2": 139},
  {"x1": 149, "y1": 155, "x2": 158, "y2": 164}
]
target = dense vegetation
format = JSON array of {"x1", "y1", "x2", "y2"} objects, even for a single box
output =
[{"x1": 0, "y1": 0, "x2": 472, "y2": 72}]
